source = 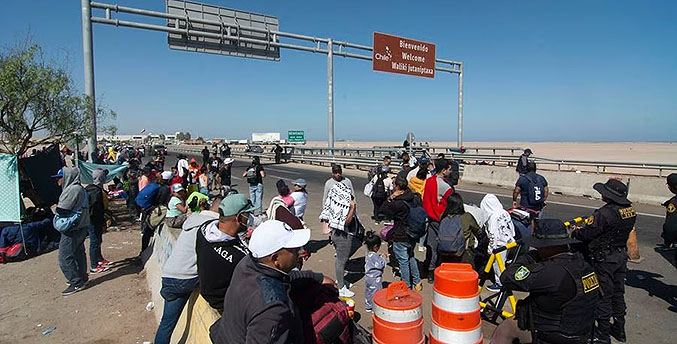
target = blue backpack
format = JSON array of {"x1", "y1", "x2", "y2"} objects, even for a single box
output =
[
  {"x1": 525, "y1": 174, "x2": 546, "y2": 208},
  {"x1": 135, "y1": 183, "x2": 160, "y2": 210},
  {"x1": 404, "y1": 201, "x2": 428, "y2": 240}
]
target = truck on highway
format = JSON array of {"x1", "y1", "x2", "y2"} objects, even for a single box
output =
[{"x1": 252, "y1": 132, "x2": 281, "y2": 143}]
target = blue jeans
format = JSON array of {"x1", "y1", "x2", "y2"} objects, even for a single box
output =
[
  {"x1": 87, "y1": 225, "x2": 104, "y2": 269},
  {"x1": 248, "y1": 183, "x2": 263, "y2": 214},
  {"x1": 393, "y1": 241, "x2": 421, "y2": 288},
  {"x1": 154, "y1": 277, "x2": 199, "y2": 344},
  {"x1": 58, "y1": 226, "x2": 89, "y2": 286}
]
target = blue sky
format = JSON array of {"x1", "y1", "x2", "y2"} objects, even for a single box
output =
[{"x1": 2, "y1": 0, "x2": 676, "y2": 142}]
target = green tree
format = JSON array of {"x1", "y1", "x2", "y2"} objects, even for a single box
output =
[
  {"x1": 185, "y1": 132, "x2": 191, "y2": 140},
  {"x1": 0, "y1": 44, "x2": 116, "y2": 156}
]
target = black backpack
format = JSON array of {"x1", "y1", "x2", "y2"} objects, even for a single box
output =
[
  {"x1": 372, "y1": 176, "x2": 387, "y2": 199},
  {"x1": 449, "y1": 160, "x2": 460, "y2": 186},
  {"x1": 525, "y1": 174, "x2": 546, "y2": 207},
  {"x1": 404, "y1": 201, "x2": 428, "y2": 240}
]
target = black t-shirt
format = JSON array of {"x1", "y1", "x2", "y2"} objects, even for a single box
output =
[
  {"x1": 219, "y1": 167, "x2": 232, "y2": 187},
  {"x1": 210, "y1": 157, "x2": 222, "y2": 172},
  {"x1": 246, "y1": 164, "x2": 264, "y2": 185}
]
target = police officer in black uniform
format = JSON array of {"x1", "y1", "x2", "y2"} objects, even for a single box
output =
[
  {"x1": 661, "y1": 173, "x2": 677, "y2": 265},
  {"x1": 571, "y1": 178, "x2": 636, "y2": 344},
  {"x1": 491, "y1": 219, "x2": 600, "y2": 344}
]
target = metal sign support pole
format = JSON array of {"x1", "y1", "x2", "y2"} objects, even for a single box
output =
[
  {"x1": 81, "y1": 0, "x2": 97, "y2": 162},
  {"x1": 327, "y1": 39, "x2": 334, "y2": 154},
  {"x1": 457, "y1": 62, "x2": 464, "y2": 147}
]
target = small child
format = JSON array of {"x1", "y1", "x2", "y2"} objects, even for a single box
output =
[{"x1": 364, "y1": 231, "x2": 386, "y2": 312}]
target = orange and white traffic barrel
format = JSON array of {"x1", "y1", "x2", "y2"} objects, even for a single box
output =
[
  {"x1": 429, "y1": 263, "x2": 483, "y2": 344},
  {"x1": 372, "y1": 281, "x2": 424, "y2": 344}
]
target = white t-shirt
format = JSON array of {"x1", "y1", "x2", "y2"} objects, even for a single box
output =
[
  {"x1": 177, "y1": 159, "x2": 189, "y2": 177},
  {"x1": 290, "y1": 191, "x2": 308, "y2": 217}
]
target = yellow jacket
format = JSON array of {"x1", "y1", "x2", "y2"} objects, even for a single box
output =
[{"x1": 409, "y1": 177, "x2": 426, "y2": 197}]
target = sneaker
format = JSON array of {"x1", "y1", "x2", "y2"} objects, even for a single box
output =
[
  {"x1": 61, "y1": 283, "x2": 84, "y2": 296},
  {"x1": 413, "y1": 282, "x2": 423, "y2": 291},
  {"x1": 485, "y1": 284, "x2": 502, "y2": 293},
  {"x1": 338, "y1": 286, "x2": 355, "y2": 298},
  {"x1": 365, "y1": 308, "x2": 373, "y2": 313},
  {"x1": 427, "y1": 276, "x2": 434, "y2": 284},
  {"x1": 90, "y1": 264, "x2": 109, "y2": 273},
  {"x1": 99, "y1": 259, "x2": 112, "y2": 267}
]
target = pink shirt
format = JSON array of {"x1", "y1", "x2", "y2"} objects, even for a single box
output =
[{"x1": 138, "y1": 175, "x2": 149, "y2": 191}]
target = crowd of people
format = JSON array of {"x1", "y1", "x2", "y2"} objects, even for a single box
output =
[{"x1": 45, "y1": 142, "x2": 677, "y2": 344}]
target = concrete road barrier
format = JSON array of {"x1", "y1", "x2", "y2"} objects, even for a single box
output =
[
  {"x1": 143, "y1": 225, "x2": 220, "y2": 343},
  {"x1": 461, "y1": 165, "x2": 672, "y2": 205}
]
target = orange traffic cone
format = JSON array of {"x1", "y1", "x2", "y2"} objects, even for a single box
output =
[
  {"x1": 372, "y1": 281, "x2": 425, "y2": 344},
  {"x1": 429, "y1": 263, "x2": 483, "y2": 344}
]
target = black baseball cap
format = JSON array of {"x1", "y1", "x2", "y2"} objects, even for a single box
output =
[
  {"x1": 331, "y1": 164, "x2": 342, "y2": 173},
  {"x1": 667, "y1": 173, "x2": 677, "y2": 189}
]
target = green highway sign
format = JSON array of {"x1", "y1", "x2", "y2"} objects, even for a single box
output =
[{"x1": 288, "y1": 130, "x2": 305, "y2": 143}]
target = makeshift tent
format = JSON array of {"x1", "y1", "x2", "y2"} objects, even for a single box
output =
[
  {"x1": 0, "y1": 153, "x2": 21, "y2": 222},
  {"x1": 78, "y1": 160, "x2": 128, "y2": 185},
  {"x1": 20, "y1": 145, "x2": 62, "y2": 207}
]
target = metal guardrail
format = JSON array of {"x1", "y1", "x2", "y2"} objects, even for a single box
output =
[{"x1": 169, "y1": 145, "x2": 677, "y2": 177}]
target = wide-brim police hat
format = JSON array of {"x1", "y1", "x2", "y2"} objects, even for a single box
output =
[
  {"x1": 522, "y1": 219, "x2": 580, "y2": 248},
  {"x1": 593, "y1": 178, "x2": 631, "y2": 206}
]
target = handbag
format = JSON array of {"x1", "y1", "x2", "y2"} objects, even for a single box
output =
[
  {"x1": 380, "y1": 224, "x2": 394, "y2": 241},
  {"x1": 147, "y1": 205, "x2": 168, "y2": 229},
  {"x1": 363, "y1": 180, "x2": 374, "y2": 197},
  {"x1": 53, "y1": 210, "x2": 83, "y2": 233}
]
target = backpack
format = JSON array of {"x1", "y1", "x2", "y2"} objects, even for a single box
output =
[
  {"x1": 437, "y1": 215, "x2": 466, "y2": 256},
  {"x1": 525, "y1": 174, "x2": 546, "y2": 208},
  {"x1": 135, "y1": 183, "x2": 160, "y2": 210},
  {"x1": 290, "y1": 283, "x2": 351, "y2": 344},
  {"x1": 0, "y1": 243, "x2": 28, "y2": 263},
  {"x1": 449, "y1": 160, "x2": 460, "y2": 186},
  {"x1": 404, "y1": 201, "x2": 428, "y2": 240},
  {"x1": 245, "y1": 166, "x2": 257, "y2": 183},
  {"x1": 372, "y1": 176, "x2": 387, "y2": 199}
]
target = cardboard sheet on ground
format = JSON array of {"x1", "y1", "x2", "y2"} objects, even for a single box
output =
[
  {"x1": 0, "y1": 154, "x2": 21, "y2": 222},
  {"x1": 78, "y1": 160, "x2": 128, "y2": 185}
]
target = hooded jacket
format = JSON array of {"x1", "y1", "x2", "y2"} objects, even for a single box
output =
[
  {"x1": 480, "y1": 194, "x2": 515, "y2": 252},
  {"x1": 379, "y1": 189, "x2": 420, "y2": 242},
  {"x1": 56, "y1": 167, "x2": 90, "y2": 230}
]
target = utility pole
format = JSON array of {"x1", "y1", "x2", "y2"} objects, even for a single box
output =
[{"x1": 81, "y1": 0, "x2": 97, "y2": 162}]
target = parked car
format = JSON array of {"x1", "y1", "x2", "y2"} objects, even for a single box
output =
[{"x1": 245, "y1": 144, "x2": 264, "y2": 153}]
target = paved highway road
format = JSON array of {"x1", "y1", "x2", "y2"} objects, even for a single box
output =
[{"x1": 163, "y1": 152, "x2": 675, "y2": 343}]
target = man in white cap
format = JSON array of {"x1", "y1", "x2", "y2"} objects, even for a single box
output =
[
  {"x1": 218, "y1": 157, "x2": 235, "y2": 188},
  {"x1": 210, "y1": 220, "x2": 324, "y2": 344}
]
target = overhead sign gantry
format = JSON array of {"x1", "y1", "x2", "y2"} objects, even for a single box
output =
[{"x1": 81, "y1": 0, "x2": 464, "y2": 158}]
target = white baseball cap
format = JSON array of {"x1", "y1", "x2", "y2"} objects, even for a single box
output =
[
  {"x1": 223, "y1": 157, "x2": 235, "y2": 165},
  {"x1": 161, "y1": 171, "x2": 173, "y2": 180},
  {"x1": 248, "y1": 220, "x2": 310, "y2": 258}
]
